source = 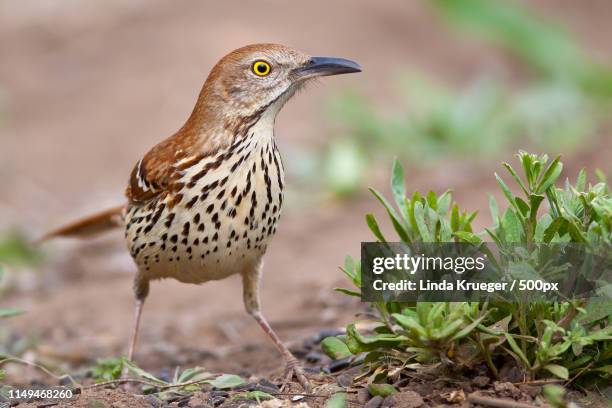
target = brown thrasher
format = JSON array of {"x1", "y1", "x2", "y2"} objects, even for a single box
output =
[{"x1": 41, "y1": 44, "x2": 360, "y2": 390}]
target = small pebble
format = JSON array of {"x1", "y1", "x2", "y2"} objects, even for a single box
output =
[
  {"x1": 232, "y1": 382, "x2": 256, "y2": 391},
  {"x1": 305, "y1": 351, "x2": 324, "y2": 363},
  {"x1": 289, "y1": 347, "x2": 309, "y2": 359},
  {"x1": 145, "y1": 395, "x2": 162, "y2": 408},
  {"x1": 211, "y1": 396, "x2": 225, "y2": 407},
  {"x1": 357, "y1": 388, "x2": 371, "y2": 405},
  {"x1": 519, "y1": 384, "x2": 541, "y2": 398},
  {"x1": 385, "y1": 391, "x2": 424, "y2": 408},
  {"x1": 328, "y1": 357, "x2": 351, "y2": 372},
  {"x1": 177, "y1": 397, "x2": 191, "y2": 407},
  {"x1": 258, "y1": 378, "x2": 280, "y2": 392},
  {"x1": 381, "y1": 396, "x2": 394, "y2": 407},
  {"x1": 473, "y1": 375, "x2": 490, "y2": 388},
  {"x1": 493, "y1": 382, "x2": 521, "y2": 398},
  {"x1": 302, "y1": 337, "x2": 317, "y2": 349},
  {"x1": 304, "y1": 366, "x2": 323, "y2": 374},
  {"x1": 58, "y1": 375, "x2": 73, "y2": 386},
  {"x1": 364, "y1": 395, "x2": 383, "y2": 408},
  {"x1": 336, "y1": 373, "x2": 354, "y2": 388}
]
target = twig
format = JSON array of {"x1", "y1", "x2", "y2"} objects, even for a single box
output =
[
  {"x1": 270, "y1": 391, "x2": 358, "y2": 398},
  {"x1": 512, "y1": 379, "x2": 564, "y2": 386},
  {"x1": 0, "y1": 357, "x2": 80, "y2": 386},
  {"x1": 84, "y1": 377, "x2": 218, "y2": 391},
  {"x1": 467, "y1": 394, "x2": 540, "y2": 408},
  {"x1": 565, "y1": 362, "x2": 593, "y2": 387},
  {"x1": 83, "y1": 378, "x2": 162, "y2": 390}
]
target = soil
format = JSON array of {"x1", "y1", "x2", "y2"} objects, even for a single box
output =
[{"x1": 1, "y1": 1, "x2": 611, "y2": 407}]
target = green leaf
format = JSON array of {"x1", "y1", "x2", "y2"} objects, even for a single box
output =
[
  {"x1": 453, "y1": 231, "x2": 482, "y2": 244},
  {"x1": 543, "y1": 384, "x2": 566, "y2": 407},
  {"x1": 450, "y1": 314, "x2": 487, "y2": 341},
  {"x1": 514, "y1": 197, "x2": 530, "y2": 218},
  {"x1": 437, "y1": 190, "x2": 452, "y2": 215},
  {"x1": 321, "y1": 337, "x2": 353, "y2": 360},
  {"x1": 0, "y1": 308, "x2": 22, "y2": 318},
  {"x1": 334, "y1": 288, "x2": 361, "y2": 298},
  {"x1": 503, "y1": 162, "x2": 529, "y2": 196},
  {"x1": 451, "y1": 204, "x2": 460, "y2": 232},
  {"x1": 368, "y1": 383, "x2": 396, "y2": 397},
  {"x1": 536, "y1": 157, "x2": 563, "y2": 193},
  {"x1": 575, "y1": 168, "x2": 587, "y2": 192},
  {"x1": 369, "y1": 188, "x2": 411, "y2": 243},
  {"x1": 495, "y1": 172, "x2": 517, "y2": 210},
  {"x1": 392, "y1": 313, "x2": 427, "y2": 339},
  {"x1": 124, "y1": 360, "x2": 166, "y2": 384},
  {"x1": 528, "y1": 194, "x2": 545, "y2": 223},
  {"x1": 543, "y1": 364, "x2": 569, "y2": 380},
  {"x1": 543, "y1": 217, "x2": 565, "y2": 242},
  {"x1": 504, "y1": 333, "x2": 531, "y2": 368},
  {"x1": 489, "y1": 195, "x2": 499, "y2": 226},
  {"x1": 501, "y1": 209, "x2": 522, "y2": 242},
  {"x1": 176, "y1": 367, "x2": 212, "y2": 383},
  {"x1": 205, "y1": 374, "x2": 245, "y2": 390},
  {"x1": 232, "y1": 391, "x2": 275, "y2": 402},
  {"x1": 433, "y1": 319, "x2": 464, "y2": 340},
  {"x1": 91, "y1": 357, "x2": 124, "y2": 382},
  {"x1": 366, "y1": 214, "x2": 387, "y2": 242},
  {"x1": 326, "y1": 392, "x2": 347, "y2": 408},
  {"x1": 426, "y1": 191, "x2": 438, "y2": 211},
  {"x1": 413, "y1": 201, "x2": 432, "y2": 242},
  {"x1": 391, "y1": 159, "x2": 408, "y2": 216}
]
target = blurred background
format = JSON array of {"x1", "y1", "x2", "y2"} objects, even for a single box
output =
[{"x1": 0, "y1": 0, "x2": 611, "y2": 381}]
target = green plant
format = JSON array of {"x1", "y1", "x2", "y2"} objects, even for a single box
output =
[
  {"x1": 231, "y1": 390, "x2": 275, "y2": 403},
  {"x1": 327, "y1": 152, "x2": 611, "y2": 388},
  {"x1": 0, "y1": 232, "x2": 43, "y2": 266},
  {"x1": 90, "y1": 357, "x2": 124, "y2": 382},
  {"x1": 432, "y1": 0, "x2": 612, "y2": 101},
  {"x1": 295, "y1": 0, "x2": 611, "y2": 198},
  {"x1": 0, "y1": 269, "x2": 21, "y2": 318}
]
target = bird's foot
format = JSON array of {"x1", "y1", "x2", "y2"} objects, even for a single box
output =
[{"x1": 281, "y1": 357, "x2": 311, "y2": 392}]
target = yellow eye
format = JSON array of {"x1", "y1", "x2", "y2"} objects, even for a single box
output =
[{"x1": 252, "y1": 60, "x2": 271, "y2": 77}]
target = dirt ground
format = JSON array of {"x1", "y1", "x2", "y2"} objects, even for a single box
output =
[{"x1": 1, "y1": 1, "x2": 611, "y2": 406}]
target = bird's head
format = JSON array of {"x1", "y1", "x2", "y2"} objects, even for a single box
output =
[{"x1": 190, "y1": 44, "x2": 361, "y2": 131}]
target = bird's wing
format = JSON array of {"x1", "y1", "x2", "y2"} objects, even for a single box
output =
[
  {"x1": 125, "y1": 133, "x2": 207, "y2": 205},
  {"x1": 126, "y1": 154, "x2": 170, "y2": 204},
  {"x1": 126, "y1": 135, "x2": 184, "y2": 204}
]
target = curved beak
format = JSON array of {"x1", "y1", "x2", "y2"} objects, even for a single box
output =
[{"x1": 292, "y1": 56, "x2": 361, "y2": 80}]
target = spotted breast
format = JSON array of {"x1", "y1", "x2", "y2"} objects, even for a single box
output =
[{"x1": 125, "y1": 111, "x2": 284, "y2": 284}]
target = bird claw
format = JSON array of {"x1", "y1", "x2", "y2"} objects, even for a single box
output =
[{"x1": 281, "y1": 358, "x2": 311, "y2": 393}]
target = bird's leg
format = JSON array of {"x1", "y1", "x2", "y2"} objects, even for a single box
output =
[
  {"x1": 122, "y1": 278, "x2": 149, "y2": 378},
  {"x1": 241, "y1": 264, "x2": 311, "y2": 392},
  {"x1": 126, "y1": 298, "x2": 145, "y2": 362}
]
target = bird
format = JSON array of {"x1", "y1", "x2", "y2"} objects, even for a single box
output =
[{"x1": 40, "y1": 43, "x2": 361, "y2": 390}]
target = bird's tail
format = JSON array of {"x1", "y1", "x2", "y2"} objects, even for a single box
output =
[{"x1": 38, "y1": 205, "x2": 126, "y2": 243}]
